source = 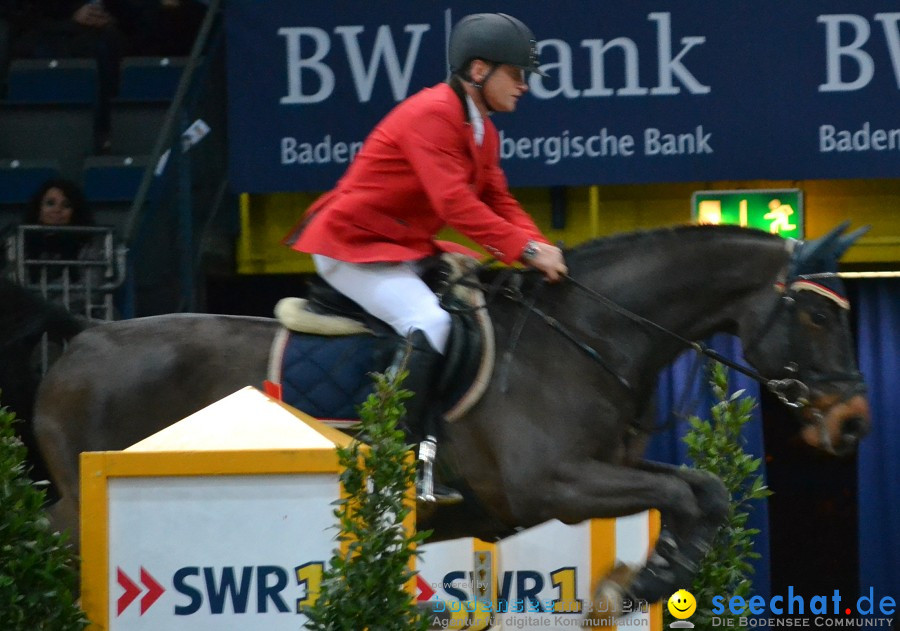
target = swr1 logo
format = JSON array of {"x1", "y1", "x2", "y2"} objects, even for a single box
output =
[
  {"x1": 435, "y1": 567, "x2": 583, "y2": 613},
  {"x1": 174, "y1": 563, "x2": 324, "y2": 615},
  {"x1": 118, "y1": 562, "x2": 324, "y2": 616}
]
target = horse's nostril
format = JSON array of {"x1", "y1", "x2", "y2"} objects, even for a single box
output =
[{"x1": 841, "y1": 416, "x2": 866, "y2": 438}]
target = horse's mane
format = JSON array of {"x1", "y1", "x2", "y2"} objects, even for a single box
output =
[
  {"x1": 473, "y1": 224, "x2": 785, "y2": 289},
  {"x1": 566, "y1": 224, "x2": 782, "y2": 263}
]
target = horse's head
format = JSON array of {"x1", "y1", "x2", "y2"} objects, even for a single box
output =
[{"x1": 740, "y1": 222, "x2": 870, "y2": 456}]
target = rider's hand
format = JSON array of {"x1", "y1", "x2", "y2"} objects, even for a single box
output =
[{"x1": 521, "y1": 241, "x2": 568, "y2": 282}]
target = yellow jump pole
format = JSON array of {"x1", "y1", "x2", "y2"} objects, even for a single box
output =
[
  {"x1": 589, "y1": 185, "x2": 601, "y2": 238},
  {"x1": 237, "y1": 192, "x2": 253, "y2": 270}
]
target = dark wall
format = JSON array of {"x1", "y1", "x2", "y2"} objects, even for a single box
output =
[{"x1": 203, "y1": 273, "x2": 310, "y2": 317}]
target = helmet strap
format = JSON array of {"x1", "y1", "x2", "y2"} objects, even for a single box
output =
[{"x1": 466, "y1": 62, "x2": 499, "y2": 112}]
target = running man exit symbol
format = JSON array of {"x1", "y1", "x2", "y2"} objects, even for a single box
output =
[{"x1": 692, "y1": 189, "x2": 803, "y2": 239}]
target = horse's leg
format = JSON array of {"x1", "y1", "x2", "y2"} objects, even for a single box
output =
[
  {"x1": 33, "y1": 408, "x2": 82, "y2": 545},
  {"x1": 515, "y1": 460, "x2": 726, "y2": 625},
  {"x1": 505, "y1": 458, "x2": 705, "y2": 604},
  {"x1": 583, "y1": 462, "x2": 728, "y2": 622},
  {"x1": 31, "y1": 359, "x2": 94, "y2": 547},
  {"x1": 46, "y1": 493, "x2": 80, "y2": 545},
  {"x1": 630, "y1": 461, "x2": 729, "y2": 599}
]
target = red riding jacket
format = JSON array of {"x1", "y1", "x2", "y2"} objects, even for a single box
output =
[{"x1": 284, "y1": 82, "x2": 548, "y2": 265}]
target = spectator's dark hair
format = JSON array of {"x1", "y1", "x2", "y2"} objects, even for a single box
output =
[{"x1": 24, "y1": 179, "x2": 94, "y2": 226}]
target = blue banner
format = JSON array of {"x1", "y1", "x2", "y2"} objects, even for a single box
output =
[{"x1": 226, "y1": 1, "x2": 900, "y2": 193}]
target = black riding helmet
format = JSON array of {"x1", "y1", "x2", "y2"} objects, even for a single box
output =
[{"x1": 448, "y1": 13, "x2": 547, "y2": 78}]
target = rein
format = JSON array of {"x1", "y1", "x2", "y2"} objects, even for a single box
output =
[
  {"x1": 462, "y1": 264, "x2": 808, "y2": 406},
  {"x1": 565, "y1": 274, "x2": 795, "y2": 394},
  {"x1": 498, "y1": 275, "x2": 634, "y2": 394},
  {"x1": 500, "y1": 268, "x2": 862, "y2": 422},
  {"x1": 560, "y1": 274, "x2": 819, "y2": 409},
  {"x1": 444, "y1": 255, "x2": 863, "y2": 448}
]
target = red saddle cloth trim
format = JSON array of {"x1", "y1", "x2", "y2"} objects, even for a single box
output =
[{"x1": 263, "y1": 380, "x2": 283, "y2": 400}]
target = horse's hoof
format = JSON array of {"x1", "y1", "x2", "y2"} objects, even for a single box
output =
[
  {"x1": 584, "y1": 563, "x2": 638, "y2": 625},
  {"x1": 630, "y1": 562, "x2": 676, "y2": 603}
]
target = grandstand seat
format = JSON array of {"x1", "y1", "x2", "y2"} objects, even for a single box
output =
[
  {"x1": 109, "y1": 103, "x2": 168, "y2": 156},
  {"x1": 0, "y1": 159, "x2": 60, "y2": 205},
  {"x1": 0, "y1": 104, "x2": 93, "y2": 180},
  {"x1": 6, "y1": 58, "x2": 98, "y2": 104},
  {"x1": 118, "y1": 57, "x2": 187, "y2": 103},
  {"x1": 0, "y1": 60, "x2": 98, "y2": 180},
  {"x1": 82, "y1": 155, "x2": 151, "y2": 202},
  {"x1": 109, "y1": 57, "x2": 189, "y2": 155}
]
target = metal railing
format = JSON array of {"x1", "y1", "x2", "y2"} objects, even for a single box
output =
[
  {"x1": 5, "y1": 224, "x2": 127, "y2": 374},
  {"x1": 7, "y1": 225, "x2": 127, "y2": 321}
]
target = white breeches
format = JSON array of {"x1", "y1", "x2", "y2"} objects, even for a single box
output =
[{"x1": 312, "y1": 254, "x2": 451, "y2": 354}]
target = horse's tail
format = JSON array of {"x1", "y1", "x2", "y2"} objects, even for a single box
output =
[
  {"x1": 0, "y1": 279, "x2": 90, "y2": 347},
  {"x1": 45, "y1": 307, "x2": 95, "y2": 342},
  {"x1": 0, "y1": 278, "x2": 94, "y2": 424},
  {"x1": 0, "y1": 279, "x2": 96, "y2": 492}
]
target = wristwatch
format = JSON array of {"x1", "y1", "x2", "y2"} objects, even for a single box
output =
[{"x1": 521, "y1": 240, "x2": 540, "y2": 262}]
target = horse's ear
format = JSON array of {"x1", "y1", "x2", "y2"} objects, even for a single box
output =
[
  {"x1": 797, "y1": 222, "x2": 850, "y2": 269},
  {"x1": 795, "y1": 222, "x2": 870, "y2": 276},
  {"x1": 834, "y1": 225, "x2": 871, "y2": 260},
  {"x1": 813, "y1": 221, "x2": 851, "y2": 252}
]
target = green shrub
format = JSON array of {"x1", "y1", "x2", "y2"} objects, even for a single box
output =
[
  {"x1": 669, "y1": 363, "x2": 772, "y2": 630},
  {"x1": 303, "y1": 364, "x2": 430, "y2": 631},
  {"x1": 0, "y1": 403, "x2": 88, "y2": 630}
]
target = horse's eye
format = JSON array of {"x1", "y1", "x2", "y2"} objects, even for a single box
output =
[{"x1": 811, "y1": 312, "x2": 828, "y2": 326}]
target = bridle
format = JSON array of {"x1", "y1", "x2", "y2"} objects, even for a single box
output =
[
  {"x1": 734, "y1": 272, "x2": 866, "y2": 451},
  {"x1": 494, "y1": 265, "x2": 865, "y2": 449},
  {"x1": 740, "y1": 273, "x2": 865, "y2": 394}
]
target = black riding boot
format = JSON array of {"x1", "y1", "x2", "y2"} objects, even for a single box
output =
[{"x1": 393, "y1": 330, "x2": 463, "y2": 506}]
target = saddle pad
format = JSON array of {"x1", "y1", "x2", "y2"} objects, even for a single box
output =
[
  {"x1": 266, "y1": 254, "x2": 497, "y2": 427},
  {"x1": 268, "y1": 329, "x2": 389, "y2": 425}
]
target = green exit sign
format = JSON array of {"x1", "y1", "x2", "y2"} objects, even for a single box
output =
[{"x1": 691, "y1": 189, "x2": 804, "y2": 239}]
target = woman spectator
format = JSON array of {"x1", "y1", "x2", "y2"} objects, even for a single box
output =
[{"x1": 21, "y1": 177, "x2": 96, "y2": 273}]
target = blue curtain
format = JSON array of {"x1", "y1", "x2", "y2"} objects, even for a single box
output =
[
  {"x1": 646, "y1": 333, "x2": 771, "y2": 601},
  {"x1": 643, "y1": 280, "x2": 898, "y2": 606},
  {"x1": 854, "y1": 279, "x2": 900, "y2": 603}
]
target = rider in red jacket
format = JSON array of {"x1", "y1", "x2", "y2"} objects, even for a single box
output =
[{"x1": 285, "y1": 13, "x2": 567, "y2": 503}]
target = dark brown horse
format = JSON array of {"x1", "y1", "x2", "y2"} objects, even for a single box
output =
[{"x1": 31, "y1": 224, "x2": 870, "y2": 605}]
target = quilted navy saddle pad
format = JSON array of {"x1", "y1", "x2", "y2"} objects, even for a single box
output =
[{"x1": 270, "y1": 331, "x2": 394, "y2": 422}]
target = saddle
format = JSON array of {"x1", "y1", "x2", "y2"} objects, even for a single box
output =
[{"x1": 267, "y1": 254, "x2": 495, "y2": 427}]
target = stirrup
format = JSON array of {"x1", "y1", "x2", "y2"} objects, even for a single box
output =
[{"x1": 416, "y1": 436, "x2": 463, "y2": 505}]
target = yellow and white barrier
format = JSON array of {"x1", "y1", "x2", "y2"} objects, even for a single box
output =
[
  {"x1": 418, "y1": 514, "x2": 662, "y2": 631},
  {"x1": 81, "y1": 386, "x2": 661, "y2": 631},
  {"x1": 80, "y1": 386, "x2": 357, "y2": 630},
  {"x1": 417, "y1": 537, "x2": 497, "y2": 630}
]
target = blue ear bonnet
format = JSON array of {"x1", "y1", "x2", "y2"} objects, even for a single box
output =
[{"x1": 788, "y1": 222, "x2": 870, "y2": 297}]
